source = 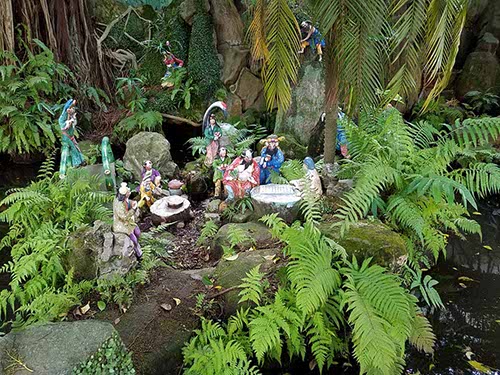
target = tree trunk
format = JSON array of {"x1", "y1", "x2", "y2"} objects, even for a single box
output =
[
  {"x1": 323, "y1": 30, "x2": 338, "y2": 165},
  {"x1": 0, "y1": 0, "x2": 15, "y2": 54}
]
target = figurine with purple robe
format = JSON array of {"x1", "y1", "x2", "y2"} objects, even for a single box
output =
[{"x1": 137, "y1": 160, "x2": 162, "y2": 208}]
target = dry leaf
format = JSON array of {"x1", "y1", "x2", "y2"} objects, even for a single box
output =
[
  {"x1": 214, "y1": 285, "x2": 222, "y2": 290},
  {"x1": 81, "y1": 302, "x2": 90, "y2": 315},
  {"x1": 453, "y1": 267, "x2": 458, "y2": 271},
  {"x1": 458, "y1": 276, "x2": 476, "y2": 283},
  {"x1": 161, "y1": 303, "x2": 172, "y2": 311},
  {"x1": 472, "y1": 212, "x2": 482, "y2": 216},
  {"x1": 459, "y1": 283, "x2": 467, "y2": 288},
  {"x1": 483, "y1": 245, "x2": 493, "y2": 251},
  {"x1": 263, "y1": 255, "x2": 275, "y2": 261},
  {"x1": 114, "y1": 317, "x2": 121, "y2": 325},
  {"x1": 465, "y1": 351, "x2": 474, "y2": 360},
  {"x1": 225, "y1": 254, "x2": 239, "y2": 261},
  {"x1": 173, "y1": 298, "x2": 181, "y2": 306}
]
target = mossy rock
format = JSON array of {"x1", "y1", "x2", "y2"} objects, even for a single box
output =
[
  {"x1": 318, "y1": 219, "x2": 406, "y2": 268},
  {"x1": 210, "y1": 222, "x2": 274, "y2": 260},
  {"x1": 213, "y1": 248, "x2": 277, "y2": 317}
]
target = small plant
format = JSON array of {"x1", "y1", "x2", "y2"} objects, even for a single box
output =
[
  {"x1": 72, "y1": 333, "x2": 135, "y2": 374},
  {"x1": 197, "y1": 220, "x2": 219, "y2": 246},
  {"x1": 463, "y1": 90, "x2": 500, "y2": 115},
  {"x1": 171, "y1": 78, "x2": 198, "y2": 110},
  {"x1": 112, "y1": 111, "x2": 163, "y2": 144},
  {"x1": 221, "y1": 224, "x2": 256, "y2": 258},
  {"x1": 116, "y1": 75, "x2": 146, "y2": 112},
  {"x1": 405, "y1": 266, "x2": 444, "y2": 309}
]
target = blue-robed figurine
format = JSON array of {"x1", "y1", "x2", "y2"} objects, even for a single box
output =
[
  {"x1": 59, "y1": 99, "x2": 85, "y2": 168},
  {"x1": 259, "y1": 134, "x2": 285, "y2": 185}
]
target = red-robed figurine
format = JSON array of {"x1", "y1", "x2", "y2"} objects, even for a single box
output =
[{"x1": 222, "y1": 149, "x2": 260, "y2": 202}]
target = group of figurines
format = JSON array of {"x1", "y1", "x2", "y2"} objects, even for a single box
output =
[{"x1": 203, "y1": 113, "x2": 324, "y2": 202}]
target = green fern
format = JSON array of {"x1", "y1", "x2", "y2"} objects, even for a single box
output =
[
  {"x1": 197, "y1": 220, "x2": 219, "y2": 245},
  {"x1": 238, "y1": 266, "x2": 266, "y2": 306}
]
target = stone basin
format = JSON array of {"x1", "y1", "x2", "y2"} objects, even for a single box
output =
[
  {"x1": 250, "y1": 184, "x2": 302, "y2": 223},
  {"x1": 150, "y1": 195, "x2": 193, "y2": 225}
]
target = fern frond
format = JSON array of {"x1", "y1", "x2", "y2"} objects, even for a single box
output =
[
  {"x1": 409, "y1": 313, "x2": 435, "y2": 354},
  {"x1": 239, "y1": 266, "x2": 265, "y2": 306}
]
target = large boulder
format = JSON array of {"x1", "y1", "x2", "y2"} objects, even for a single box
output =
[
  {"x1": 230, "y1": 68, "x2": 265, "y2": 111},
  {"x1": 456, "y1": 33, "x2": 500, "y2": 97},
  {"x1": 318, "y1": 219, "x2": 407, "y2": 269},
  {"x1": 66, "y1": 220, "x2": 111, "y2": 280},
  {"x1": 0, "y1": 321, "x2": 121, "y2": 375},
  {"x1": 279, "y1": 63, "x2": 325, "y2": 145},
  {"x1": 179, "y1": 0, "x2": 210, "y2": 25},
  {"x1": 123, "y1": 132, "x2": 178, "y2": 182},
  {"x1": 211, "y1": 222, "x2": 274, "y2": 260},
  {"x1": 250, "y1": 184, "x2": 302, "y2": 224},
  {"x1": 213, "y1": 248, "x2": 277, "y2": 316},
  {"x1": 209, "y1": 0, "x2": 244, "y2": 48},
  {"x1": 182, "y1": 160, "x2": 211, "y2": 198},
  {"x1": 66, "y1": 220, "x2": 138, "y2": 279},
  {"x1": 221, "y1": 46, "x2": 249, "y2": 86}
]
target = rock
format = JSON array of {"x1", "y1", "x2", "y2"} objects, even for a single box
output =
[
  {"x1": 176, "y1": 222, "x2": 185, "y2": 229},
  {"x1": 182, "y1": 161, "x2": 211, "y2": 197},
  {"x1": 150, "y1": 196, "x2": 193, "y2": 226},
  {"x1": 230, "y1": 68, "x2": 264, "y2": 111},
  {"x1": 456, "y1": 33, "x2": 500, "y2": 97},
  {"x1": 0, "y1": 321, "x2": 120, "y2": 375},
  {"x1": 231, "y1": 210, "x2": 253, "y2": 223},
  {"x1": 179, "y1": 0, "x2": 210, "y2": 25},
  {"x1": 204, "y1": 212, "x2": 221, "y2": 224},
  {"x1": 66, "y1": 220, "x2": 111, "y2": 280},
  {"x1": 318, "y1": 220, "x2": 407, "y2": 269},
  {"x1": 227, "y1": 92, "x2": 243, "y2": 117},
  {"x1": 322, "y1": 162, "x2": 341, "y2": 197},
  {"x1": 97, "y1": 268, "x2": 203, "y2": 375},
  {"x1": 99, "y1": 232, "x2": 137, "y2": 278},
  {"x1": 219, "y1": 122, "x2": 239, "y2": 149},
  {"x1": 250, "y1": 184, "x2": 302, "y2": 224},
  {"x1": 327, "y1": 178, "x2": 353, "y2": 197},
  {"x1": 207, "y1": 199, "x2": 222, "y2": 213},
  {"x1": 209, "y1": 0, "x2": 244, "y2": 48},
  {"x1": 213, "y1": 248, "x2": 277, "y2": 316},
  {"x1": 279, "y1": 63, "x2": 325, "y2": 145},
  {"x1": 80, "y1": 162, "x2": 117, "y2": 191},
  {"x1": 182, "y1": 267, "x2": 216, "y2": 281},
  {"x1": 221, "y1": 47, "x2": 249, "y2": 86},
  {"x1": 123, "y1": 132, "x2": 178, "y2": 182},
  {"x1": 211, "y1": 222, "x2": 274, "y2": 260}
]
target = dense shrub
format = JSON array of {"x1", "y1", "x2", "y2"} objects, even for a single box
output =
[{"x1": 188, "y1": 0, "x2": 221, "y2": 99}]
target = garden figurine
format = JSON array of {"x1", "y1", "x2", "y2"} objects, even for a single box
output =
[
  {"x1": 336, "y1": 112, "x2": 350, "y2": 159},
  {"x1": 161, "y1": 41, "x2": 184, "y2": 87},
  {"x1": 299, "y1": 21, "x2": 325, "y2": 62},
  {"x1": 59, "y1": 99, "x2": 85, "y2": 169},
  {"x1": 289, "y1": 157, "x2": 323, "y2": 197},
  {"x1": 113, "y1": 182, "x2": 142, "y2": 262},
  {"x1": 259, "y1": 134, "x2": 285, "y2": 185},
  {"x1": 223, "y1": 149, "x2": 260, "y2": 202},
  {"x1": 204, "y1": 113, "x2": 222, "y2": 167},
  {"x1": 213, "y1": 147, "x2": 229, "y2": 198},
  {"x1": 137, "y1": 160, "x2": 162, "y2": 208}
]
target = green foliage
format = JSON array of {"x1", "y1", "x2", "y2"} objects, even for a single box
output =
[
  {"x1": 197, "y1": 220, "x2": 220, "y2": 245},
  {"x1": 171, "y1": 78, "x2": 198, "y2": 109},
  {"x1": 405, "y1": 266, "x2": 444, "y2": 309},
  {"x1": 0, "y1": 160, "x2": 112, "y2": 329},
  {"x1": 280, "y1": 159, "x2": 305, "y2": 181},
  {"x1": 0, "y1": 40, "x2": 71, "y2": 155},
  {"x1": 463, "y1": 90, "x2": 500, "y2": 116},
  {"x1": 72, "y1": 333, "x2": 135, "y2": 374},
  {"x1": 188, "y1": 0, "x2": 221, "y2": 99},
  {"x1": 411, "y1": 97, "x2": 465, "y2": 130},
  {"x1": 183, "y1": 198, "x2": 435, "y2": 374},
  {"x1": 336, "y1": 108, "x2": 500, "y2": 262},
  {"x1": 112, "y1": 111, "x2": 163, "y2": 144},
  {"x1": 118, "y1": 0, "x2": 173, "y2": 9},
  {"x1": 221, "y1": 224, "x2": 257, "y2": 257},
  {"x1": 116, "y1": 75, "x2": 146, "y2": 111}
]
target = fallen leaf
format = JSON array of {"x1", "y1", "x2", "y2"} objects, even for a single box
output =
[
  {"x1": 495, "y1": 320, "x2": 500, "y2": 324},
  {"x1": 225, "y1": 254, "x2": 239, "y2": 261},
  {"x1": 114, "y1": 317, "x2": 121, "y2": 325},
  {"x1": 459, "y1": 283, "x2": 467, "y2": 288},
  {"x1": 214, "y1": 285, "x2": 222, "y2": 290},
  {"x1": 458, "y1": 276, "x2": 476, "y2": 283},
  {"x1": 483, "y1": 245, "x2": 493, "y2": 251},
  {"x1": 264, "y1": 255, "x2": 276, "y2": 261},
  {"x1": 202, "y1": 276, "x2": 213, "y2": 286},
  {"x1": 173, "y1": 298, "x2": 181, "y2": 306},
  {"x1": 421, "y1": 268, "x2": 429, "y2": 272},
  {"x1": 161, "y1": 303, "x2": 172, "y2": 311},
  {"x1": 472, "y1": 212, "x2": 482, "y2": 216},
  {"x1": 81, "y1": 302, "x2": 90, "y2": 315},
  {"x1": 453, "y1": 267, "x2": 458, "y2": 271},
  {"x1": 468, "y1": 360, "x2": 492, "y2": 374},
  {"x1": 465, "y1": 351, "x2": 474, "y2": 360},
  {"x1": 97, "y1": 301, "x2": 106, "y2": 311}
]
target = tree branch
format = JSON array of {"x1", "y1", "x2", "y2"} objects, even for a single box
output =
[{"x1": 161, "y1": 113, "x2": 201, "y2": 127}]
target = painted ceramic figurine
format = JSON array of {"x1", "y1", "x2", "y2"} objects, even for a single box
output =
[
  {"x1": 113, "y1": 182, "x2": 142, "y2": 261},
  {"x1": 212, "y1": 147, "x2": 229, "y2": 199},
  {"x1": 259, "y1": 135, "x2": 285, "y2": 185},
  {"x1": 59, "y1": 99, "x2": 85, "y2": 168},
  {"x1": 223, "y1": 149, "x2": 260, "y2": 202},
  {"x1": 161, "y1": 41, "x2": 184, "y2": 87},
  {"x1": 137, "y1": 160, "x2": 162, "y2": 208},
  {"x1": 289, "y1": 157, "x2": 323, "y2": 197},
  {"x1": 202, "y1": 102, "x2": 227, "y2": 167},
  {"x1": 299, "y1": 21, "x2": 325, "y2": 62}
]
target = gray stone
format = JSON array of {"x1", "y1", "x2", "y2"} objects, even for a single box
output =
[
  {"x1": 182, "y1": 161, "x2": 210, "y2": 197},
  {"x1": 204, "y1": 212, "x2": 221, "y2": 224},
  {"x1": 227, "y1": 92, "x2": 243, "y2": 117},
  {"x1": 221, "y1": 47, "x2": 249, "y2": 86},
  {"x1": 230, "y1": 68, "x2": 264, "y2": 111},
  {"x1": 280, "y1": 63, "x2": 325, "y2": 145},
  {"x1": 0, "y1": 321, "x2": 118, "y2": 375},
  {"x1": 213, "y1": 249, "x2": 277, "y2": 317},
  {"x1": 211, "y1": 222, "x2": 274, "y2": 260},
  {"x1": 80, "y1": 162, "x2": 117, "y2": 191},
  {"x1": 209, "y1": 0, "x2": 244, "y2": 48},
  {"x1": 477, "y1": 32, "x2": 499, "y2": 53},
  {"x1": 207, "y1": 199, "x2": 222, "y2": 213},
  {"x1": 219, "y1": 122, "x2": 239, "y2": 149},
  {"x1": 66, "y1": 220, "x2": 111, "y2": 280},
  {"x1": 123, "y1": 132, "x2": 178, "y2": 182},
  {"x1": 231, "y1": 211, "x2": 253, "y2": 223},
  {"x1": 99, "y1": 232, "x2": 137, "y2": 278},
  {"x1": 250, "y1": 184, "x2": 302, "y2": 224},
  {"x1": 318, "y1": 219, "x2": 407, "y2": 270},
  {"x1": 179, "y1": 0, "x2": 210, "y2": 25},
  {"x1": 327, "y1": 178, "x2": 353, "y2": 197}
]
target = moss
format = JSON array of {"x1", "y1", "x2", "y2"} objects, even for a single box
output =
[
  {"x1": 318, "y1": 219, "x2": 406, "y2": 268},
  {"x1": 188, "y1": 0, "x2": 221, "y2": 100},
  {"x1": 145, "y1": 88, "x2": 181, "y2": 112},
  {"x1": 140, "y1": 50, "x2": 168, "y2": 86}
]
